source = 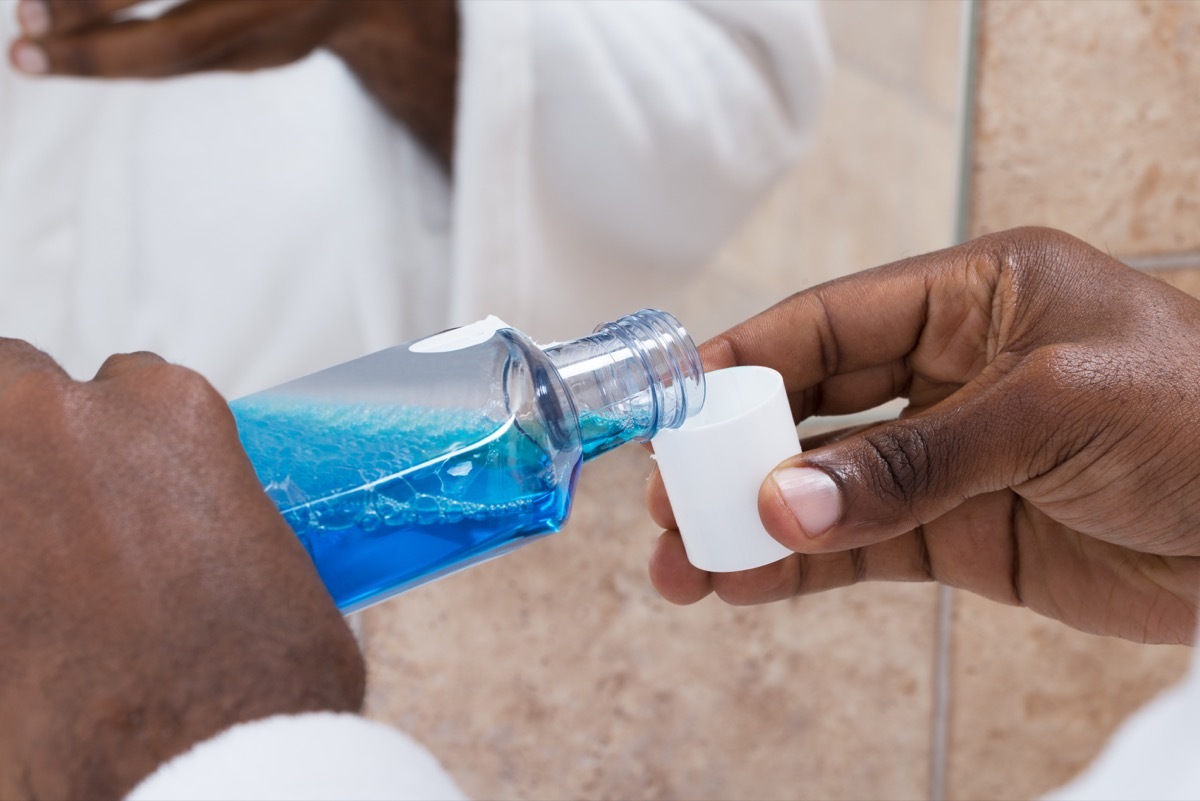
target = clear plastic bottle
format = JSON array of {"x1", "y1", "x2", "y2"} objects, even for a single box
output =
[{"x1": 230, "y1": 309, "x2": 705, "y2": 613}]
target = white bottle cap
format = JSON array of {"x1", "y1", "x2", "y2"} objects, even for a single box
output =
[{"x1": 651, "y1": 366, "x2": 799, "y2": 573}]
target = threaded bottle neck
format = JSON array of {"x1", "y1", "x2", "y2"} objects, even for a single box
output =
[{"x1": 543, "y1": 309, "x2": 705, "y2": 461}]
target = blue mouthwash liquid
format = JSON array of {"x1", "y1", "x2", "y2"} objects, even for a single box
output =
[
  {"x1": 230, "y1": 309, "x2": 705, "y2": 613},
  {"x1": 232, "y1": 396, "x2": 580, "y2": 613}
]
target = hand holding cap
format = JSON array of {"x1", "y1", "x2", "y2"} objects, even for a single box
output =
[{"x1": 652, "y1": 366, "x2": 797, "y2": 573}]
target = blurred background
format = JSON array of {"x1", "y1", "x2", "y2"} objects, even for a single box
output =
[
  {"x1": 361, "y1": 1, "x2": 1200, "y2": 799},
  {"x1": 1, "y1": 0, "x2": 1196, "y2": 797}
]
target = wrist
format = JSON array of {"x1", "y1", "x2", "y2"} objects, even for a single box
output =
[{"x1": 13, "y1": 618, "x2": 364, "y2": 799}]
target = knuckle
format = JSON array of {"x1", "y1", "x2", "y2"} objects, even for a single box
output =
[
  {"x1": 858, "y1": 424, "x2": 936, "y2": 507},
  {"x1": 1006, "y1": 344, "x2": 1134, "y2": 467},
  {"x1": 977, "y1": 226, "x2": 1090, "y2": 288},
  {"x1": 712, "y1": 572, "x2": 770, "y2": 606},
  {"x1": 98, "y1": 350, "x2": 165, "y2": 373},
  {"x1": 158, "y1": 364, "x2": 222, "y2": 404},
  {"x1": 1031, "y1": 343, "x2": 1138, "y2": 419},
  {"x1": 5, "y1": 363, "x2": 69, "y2": 399},
  {"x1": 160, "y1": 14, "x2": 245, "y2": 72},
  {"x1": 0, "y1": 366, "x2": 75, "y2": 434},
  {"x1": 45, "y1": 40, "x2": 99, "y2": 76},
  {"x1": 805, "y1": 291, "x2": 842, "y2": 378},
  {"x1": 711, "y1": 559, "x2": 797, "y2": 606},
  {"x1": 137, "y1": 363, "x2": 230, "y2": 422},
  {"x1": 47, "y1": 0, "x2": 96, "y2": 26},
  {"x1": 1021, "y1": 343, "x2": 1127, "y2": 402},
  {"x1": 983, "y1": 225, "x2": 1083, "y2": 260},
  {"x1": 52, "y1": 28, "x2": 189, "y2": 79},
  {"x1": 0, "y1": 337, "x2": 53, "y2": 362}
]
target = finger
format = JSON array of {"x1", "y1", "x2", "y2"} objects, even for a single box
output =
[
  {"x1": 757, "y1": 354, "x2": 1065, "y2": 555},
  {"x1": 699, "y1": 237, "x2": 1004, "y2": 413},
  {"x1": 26, "y1": 0, "x2": 323, "y2": 78},
  {"x1": 22, "y1": 0, "x2": 144, "y2": 37},
  {"x1": 714, "y1": 531, "x2": 938, "y2": 604},
  {"x1": 798, "y1": 422, "x2": 880, "y2": 452},
  {"x1": 176, "y1": 33, "x2": 326, "y2": 73},
  {"x1": 92, "y1": 351, "x2": 168, "y2": 382},
  {"x1": 644, "y1": 461, "x2": 676, "y2": 531},
  {"x1": 648, "y1": 531, "x2": 712, "y2": 605},
  {"x1": 920, "y1": 490, "x2": 1024, "y2": 604},
  {"x1": 710, "y1": 555, "x2": 801, "y2": 605},
  {"x1": 0, "y1": 338, "x2": 71, "y2": 394},
  {"x1": 796, "y1": 359, "x2": 912, "y2": 418},
  {"x1": 652, "y1": 522, "x2": 938, "y2": 608}
]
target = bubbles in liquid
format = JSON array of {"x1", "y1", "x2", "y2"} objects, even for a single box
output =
[
  {"x1": 230, "y1": 396, "x2": 578, "y2": 612},
  {"x1": 356, "y1": 510, "x2": 383, "y2": 533}
]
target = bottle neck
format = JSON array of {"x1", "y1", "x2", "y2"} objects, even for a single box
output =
[{"x1": 543, "y1": 310, "x2": 705, "y2": 461}]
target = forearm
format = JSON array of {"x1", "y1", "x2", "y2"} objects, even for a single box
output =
[{"x1": 329, "y1": 0, "x2": 460, "y2": 171}]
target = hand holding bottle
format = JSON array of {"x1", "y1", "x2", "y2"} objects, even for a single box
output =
[
  {"x1": 0, "y1": 343, "x2": 363, "y2": 799},
  {"x1": 8, "y1": 0, "x2": 459, "y2": 164},
  {"x1": 647, "y1": 226, "x2": 1200, "y2": 645}
]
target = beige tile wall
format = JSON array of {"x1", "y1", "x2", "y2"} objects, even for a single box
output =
[
  {"x1": 361, "y1": 2, "x2": 966, "y2": 799},
  {"x1": 947, "y1": 596, "x2": 1190, "y2": 801},
  {"x1": 361, "y1": 3, "x2": 1200, "y2": 798},
  {"x1": 967, "y1": 0, "x2": 1200, "y2": 257},
  {"x1": 364, "y1": 448, "x2": 939, "y2": 801},
  {"x1": 363, "y1": 2, "x2": 1200, "y2": 798},
  {"x1": 952, "y1": 1, "x2": 1200, "y2": 799},
  {"x1": 676, "y1": 0, "x2": 962, "y2": 342}
]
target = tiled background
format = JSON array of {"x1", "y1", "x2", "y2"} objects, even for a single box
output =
[
  {"x1": 363, "y1": 2, "x2": 963, "y2": 799},
  {"x1": 952, "y1": 1, "x2": 1199, "y2": 799},
  {"x1": 362, "y1": 1, "x2": 1199, "y2": 799},
  {"x1": 674, "y1": 0, "x2": 963, "y2": 343}
]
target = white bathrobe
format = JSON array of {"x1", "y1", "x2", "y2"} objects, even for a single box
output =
[
  {"x1": 0, "y1": 0, "x2": 828, "y2": 399},
  {"x1": 4, "y1": 2, "x2": 1195, "y2": 798},
  {"x1": 1, "y1": 0, "x2": 830, "y2": 796},
  {"x1": 1045, "y1": 655, "x2": 1200, "y2": 800},
  {"x1": 129, "y1": 657, "x2": 1200, "y2": 801}
]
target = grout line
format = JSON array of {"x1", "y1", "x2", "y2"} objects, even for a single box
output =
[
  {"x1": 1121, "y1": 250, "x2": 1200, "y2": 272},
  {"x1": 933, "y1": 1, "x2": 977, "y2": 799},
  {"x1": 931, "y1": 586, "x2": 955, "y2": 801},
  {"x1": 347, "y1": 611, "x2": 365, "y2": 645},
  {"x1": 953, "y1": 0, "x2": 981, "y2": 247}
]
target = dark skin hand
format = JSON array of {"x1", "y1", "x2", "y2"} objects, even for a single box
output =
[
  {"x1": 8, "y1": 0, "x2": 459, "y2": 168},
  {"x1": 647, "y1": 227, "x2": 1200, "y2": 645},
  {"x1": 0, "y1": 343, "x2": 364, "y2": 799}
]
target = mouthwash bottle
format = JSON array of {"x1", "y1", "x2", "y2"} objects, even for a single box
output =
[{"x1": 230, "y1": 310, "x2": 704, "y2": 614}]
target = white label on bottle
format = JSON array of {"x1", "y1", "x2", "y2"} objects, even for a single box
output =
[{"x1": 408, "y1": 316, "x2": 511, "y2": 354}]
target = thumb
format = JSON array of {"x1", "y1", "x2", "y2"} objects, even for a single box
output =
[{"x1": 758, "y1": 377, "x2": 1058, "y2": 553}]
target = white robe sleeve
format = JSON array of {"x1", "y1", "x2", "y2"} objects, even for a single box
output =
[
  {"x1": 450, "y1": 0, "x2": 830, "y2": 340},
  {"x1": 529, "y1": 0, "x2": 829, "y2": 267},
  {"x1": 1043, "y1": 656, "x2": 1200, "y2": 801},
  {"x1": 123, "y1": 9, "x2": 826, "y2": 794},
  {"x1": 125, "y1": 713, "x2": 466, "y2": 801}
]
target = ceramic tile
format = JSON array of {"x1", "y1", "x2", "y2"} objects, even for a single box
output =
[
  {"x1": 702, "y1": 26, "x2": 960, "y2": 330},
  {"x1": 967, "y1": 0, "x2": 1200, "y2": 256},
  {"x1": 952, "y1": 4, "x2": 1200, "y2": 797},
  {"x1": 823, "y1": 0, "x2": 963, "y2": 121},
  {"x1": 945, "y1": 592, "x2": 1190, "y2": 801},
  {"x1": 363, "y1": 446, "x2": 940, "y2": 801},
  {"x1": 361, "y1": 4, "x2": 967, "y2": 798}
]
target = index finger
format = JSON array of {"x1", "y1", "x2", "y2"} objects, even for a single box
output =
[
  {"x1": 21, "y1": 0, "x2": 310, "y2": 78},
  {"x1": 21, "y1": 0, "x2": 145, "y2": 37},
  {"x1": 700, "y1": 238, "x2": 1002, "y2": 418}
]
